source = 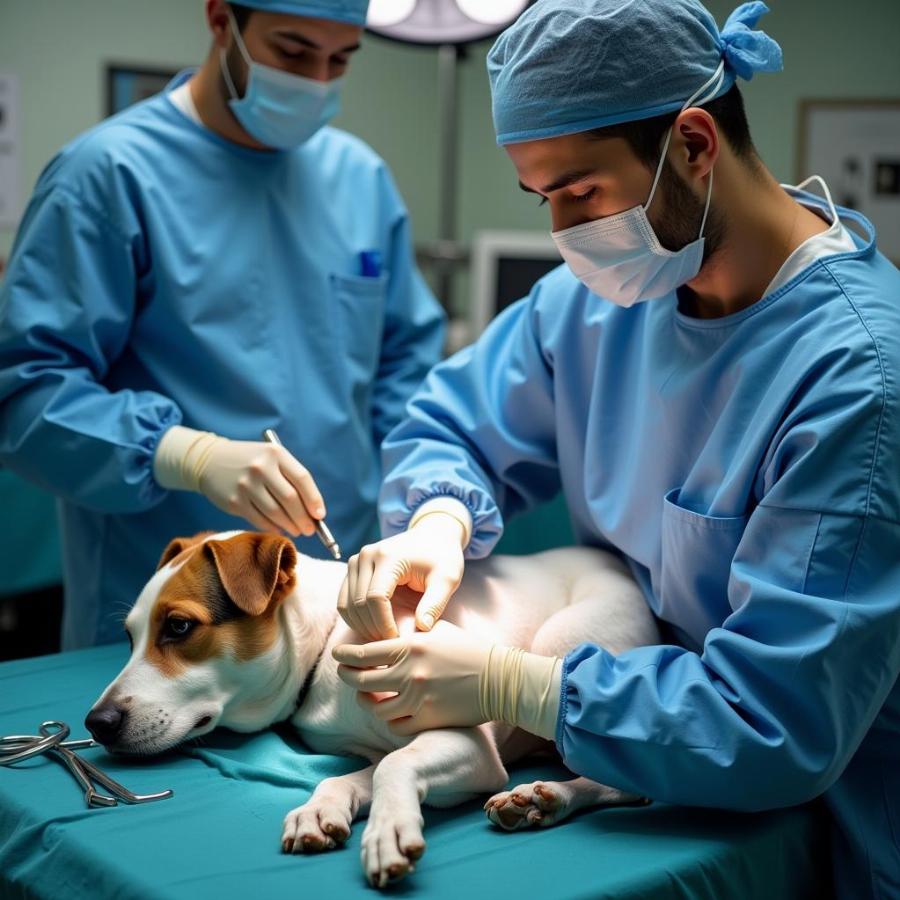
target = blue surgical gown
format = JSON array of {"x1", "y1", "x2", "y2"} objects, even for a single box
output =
[
  {"x1": 380, "y1": 196, "x2": 900, "y2": 898},
  {"x1": 0, "y1": 72, "x2": 445, "y2": 650}
]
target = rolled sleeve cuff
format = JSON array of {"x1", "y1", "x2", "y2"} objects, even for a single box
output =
[{"x1": 380, "y1": 481, "x2": 504, "y2": 559}]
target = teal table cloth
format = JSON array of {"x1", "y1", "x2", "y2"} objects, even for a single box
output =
[{"x1": 1, "y1": 644, "x2": 831, "y2": 899}]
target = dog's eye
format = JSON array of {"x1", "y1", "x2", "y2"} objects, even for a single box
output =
[{"x1": 163, "y1": 617, "x2": 196, "y2": 640}]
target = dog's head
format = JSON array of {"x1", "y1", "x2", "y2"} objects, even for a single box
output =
[{"x1": 85, "y1": 530, "x2": 298, "y2": 754}]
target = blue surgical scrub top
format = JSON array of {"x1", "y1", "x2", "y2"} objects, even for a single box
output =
[
  {"x1": 379, "y1": 196, "x2": 900, "y2": 898},
  {"x1": 0, "y1": 72, "x2": 445, "y2": 649}
]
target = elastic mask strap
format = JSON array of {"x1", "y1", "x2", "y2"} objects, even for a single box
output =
[
  {"x1": 220, "y1": 6, "x2": 252, "y2": 100},
  {"x1": 687, "y1": 59, "x2": 726, "y2": 110},
  {"x1": 645, "y1": 60, "x2": 726, "y2": 212},
  {"x1": 226, "y1": 6, "x2": 254, "y2": 68},
  {"x1": 698, "y1": 167, "x2": 714, "y2": 239},
  {"x1": 792, "y1": 174, "x2": 840, "y2": 227}
]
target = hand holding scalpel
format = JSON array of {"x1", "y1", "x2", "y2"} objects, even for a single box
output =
[{"x1": 262, "y1": 429, "x2": 342, "y2": 560}]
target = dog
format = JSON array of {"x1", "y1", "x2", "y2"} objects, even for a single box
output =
[{"x1": 86, "y1": 530, "x2": 660, "y2": 888}]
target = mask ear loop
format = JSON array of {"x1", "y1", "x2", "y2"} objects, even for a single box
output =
[
  {"x1": 220, "y1": 6, "x2": 252, "y2": 100},
  {"x1": 793, "y1": 174, "x2": 840, "y2": 227},
  {"x1": 644, "y1": 59, "x2": 726, "y2": 214}
]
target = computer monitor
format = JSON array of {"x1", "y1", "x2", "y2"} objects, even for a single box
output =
[{"x1": 469, "y1": 230, "x2": 563, "y2": 338}]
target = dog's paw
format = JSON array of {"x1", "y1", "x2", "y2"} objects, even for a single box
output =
[
  {"x1": 360, "y1": 804, "x2": 426, "y2": 889},
  {"x1": 484, "y1": 780, "x2": 572, "y2": 830},
  {"x1": 282, "y1": 797, "x2": 353, "y2": 854}
]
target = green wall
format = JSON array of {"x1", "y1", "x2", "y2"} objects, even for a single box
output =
[{"x1": 3, "y1": 0, "x2": 899, "y2": 286}]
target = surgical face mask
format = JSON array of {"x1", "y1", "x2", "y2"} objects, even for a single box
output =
[
  {"x1": 220, "y1": 10, "x2": 342, "y2": 150},
  {"x1": 551, "y1": 61, "x2": 725, "y2": 307}
]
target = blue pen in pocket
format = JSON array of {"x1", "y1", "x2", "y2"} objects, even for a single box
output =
[{"x1": 359, "y1": 250, "x2": 382, "y2": 278}]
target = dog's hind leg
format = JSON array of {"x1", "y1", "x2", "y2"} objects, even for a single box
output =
[
  {"x1": 482, "y1": 568, "x2": 657, "y2": 832},
  {"x1": 362, "y1": 725, "x2": 508, "y2": 889},
  {"x1": 282, "y1": 764, "x2": 376, "y2": 854},
  {"x1": 485, "y1": 776, "x2": 647, "y2": 830}
]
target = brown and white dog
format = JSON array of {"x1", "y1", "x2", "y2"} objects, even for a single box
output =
[{"x1": 86, "y1": 530, "x2": 660, "y2": 888}]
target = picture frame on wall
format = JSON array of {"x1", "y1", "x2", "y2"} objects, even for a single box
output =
[
  {"x1": 797, "y1": 99, "x2": 900, "y2": 264},
  {"x1": 106, "y1": 64, "x2": 181, "y2": 117}
]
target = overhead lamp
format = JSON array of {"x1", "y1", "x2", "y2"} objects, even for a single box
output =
[
  {"x1": 367, "y1": 0, "x2": 530, "y2": 46},
  {"x1": 365, "y1": 0, "x2": 534, "y2": 314}
]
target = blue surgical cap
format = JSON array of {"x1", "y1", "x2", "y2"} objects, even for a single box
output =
[
  {"x1": 488, "y1": 0, "x2": 783, "y2": 145},
  {"x1": 232, "y1": 0, "x2": 369, "y2": 26}
]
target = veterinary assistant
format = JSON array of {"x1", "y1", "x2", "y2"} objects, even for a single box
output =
[
  {"x1": 334, "y1": 2, "x2": 900, "y2": 898},
  {"x1": 0, "y1": 0, "x2": 445, "y2": 649}
]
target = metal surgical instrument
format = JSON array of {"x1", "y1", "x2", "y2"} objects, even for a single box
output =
[
  {"x1": 262, "y1": 428, "x2": 342, "y2": 560},
  {"x1": 0, "y1": 721, "x2": 173, "y2": 808}
]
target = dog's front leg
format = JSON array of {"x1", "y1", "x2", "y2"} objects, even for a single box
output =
[
  {"x1": 362, "y1": 726, "x2": 508, "y2": 888},
  {"x1": 282, "y1": 764, "x2": 376, "y2": 854}
]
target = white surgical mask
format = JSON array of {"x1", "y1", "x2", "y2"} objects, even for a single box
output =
[
  {"x1": 551, "y1": 61, "x2": 725, "y2": 307},
  {"x1": 221, "y1": 9, "x2": 342, "y2": 150}
]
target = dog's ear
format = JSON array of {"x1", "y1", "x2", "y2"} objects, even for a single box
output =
[
  {"x1": 157, "y1": 532, "x2": 217, "y2": 570},
  {"x1": 204, "y1": 533, "x2": 298, "y2": 617}
]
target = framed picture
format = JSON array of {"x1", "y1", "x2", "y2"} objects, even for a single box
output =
[
  {"x1": 797, "y1": 99, "x2": 900, "y2": 263},
  {"x1": 106, "y1": 64, "x2": 181, "y2": 117}
]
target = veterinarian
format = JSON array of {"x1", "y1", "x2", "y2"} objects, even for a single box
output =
[
  {"x1": 333, "y1": 2, "x2": 900, "y2": 896},
  {"x1": 0, "y1": 0, "x2": 444, "y2": 649}
]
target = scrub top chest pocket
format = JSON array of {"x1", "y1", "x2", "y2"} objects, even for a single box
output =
[
  {"x1": 658, "y1": 487, "x2": 749, "y2": 650},
  {"x1": 330, "y1": 271, "x2": 389, "y2": 377}
]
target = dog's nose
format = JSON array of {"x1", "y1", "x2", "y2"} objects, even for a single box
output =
[{"x1": 85, "y1": 705, "x2": 127, "y2": 745}]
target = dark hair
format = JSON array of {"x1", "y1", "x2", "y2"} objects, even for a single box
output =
[
  {"x1": 589, "y1": 84, "x2": 759, "y2": 171},
  {"x1": 229, "y1": 2, "x2": 254, "y2": 31}
]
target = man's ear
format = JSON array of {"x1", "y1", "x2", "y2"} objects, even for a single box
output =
[
  {"x1": 157, "y1": 532, "x2": 217, "y2": 570},
  {"x1": 204, "y1": 533, "x2": 298, "y2": 617}
]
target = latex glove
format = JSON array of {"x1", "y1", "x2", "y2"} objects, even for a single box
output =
[
  {"x1": 332, "y1": 619, "x2": 563, "y2": 739},
  {"x1": 337, "y1": 509, "x2": 469, "y2": 642},
  {"x1": 154, "y1": 425, "x2": 325, "y2": 536}
]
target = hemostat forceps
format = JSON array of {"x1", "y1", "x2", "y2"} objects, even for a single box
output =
[{"x1": 0, "y1": 720, "x2": 173, "y2": 808}]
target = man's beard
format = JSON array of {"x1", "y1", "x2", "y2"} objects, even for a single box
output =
[{"x1": 649, "y1": 159, "x2": 724, "y2": 266}]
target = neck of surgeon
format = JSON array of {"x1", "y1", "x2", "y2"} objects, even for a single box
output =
[{"x1": 679, "y1": 138, "x2": 832, "y2": 319}]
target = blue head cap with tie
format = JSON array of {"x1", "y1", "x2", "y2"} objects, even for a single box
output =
[
  {"x1": 487, "y1": 0, "x2": 783, "y2": 146},
  {"x1": 232, "y1": 0, "x2": 369, "y2": 26}
]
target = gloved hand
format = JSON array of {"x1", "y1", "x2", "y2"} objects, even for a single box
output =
[
  {"x1": 337, "y1": 508, "x2": 469, "y2": 642},
  {"x1": 154, "y1": 425, "x2": 325, "y2": 536},
  {"x1": 332, "y1": 619, "x2": 563, "y2": 739}
]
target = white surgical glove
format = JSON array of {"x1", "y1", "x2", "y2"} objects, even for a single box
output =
[
  {"x1": 337, "y1": 501, "x2": 472, "y2": 642},
  {"x1": 332, "y1": 619, "x2": 562, "y2": 739},
  {"x1": 154, "y1": 425, "x2": 325, "y2": 536}
]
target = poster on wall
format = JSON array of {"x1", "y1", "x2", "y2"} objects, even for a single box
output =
[
  {"x1": 106, "y1": 65, "x2": 180, "y2": 117},
  {"x1": 0, "y1": 74, "x2": 21, "y2": 231},
  {"x1": 798, "y1": 99, "x2": 900, "y2": 264}
]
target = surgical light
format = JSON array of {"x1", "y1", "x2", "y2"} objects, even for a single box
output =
[
  {"x1": 365, "y1": 0, "x2": 534, "y2": 315},
  {"x1": 366, "y1": 0, "x2": 530, "y2": 47}
]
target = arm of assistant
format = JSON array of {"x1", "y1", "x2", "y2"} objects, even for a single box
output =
[
  {"x1": 378, "y1": 287, "x2": 564, "y2": 558},
  {"x1": 554, "y1": 351, "x2": 900, "y2": 811},
  {"x1": 339, "y1": 347, "x2": 900, "y2": 812},
  {"x1": 558, "y1": 506, "x2": 900, "y2": 811},
  {"x1": 0, "y1": 185, "x2": 179, "y2": 513},
  {"x1": 339, "y1": 289, "x2": 565, "y2": 639}
]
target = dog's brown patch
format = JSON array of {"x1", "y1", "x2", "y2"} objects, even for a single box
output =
[
  {"x1": 157, "y1": 532, "x2": 217, "y2": 571},
  {"x1": 146, "y1": 533, "x2": 297, "y2": 677}
]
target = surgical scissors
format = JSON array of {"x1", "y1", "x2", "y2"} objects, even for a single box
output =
[{"x1": 0, "y1": 721, "x2": 173, "y2": 808}]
